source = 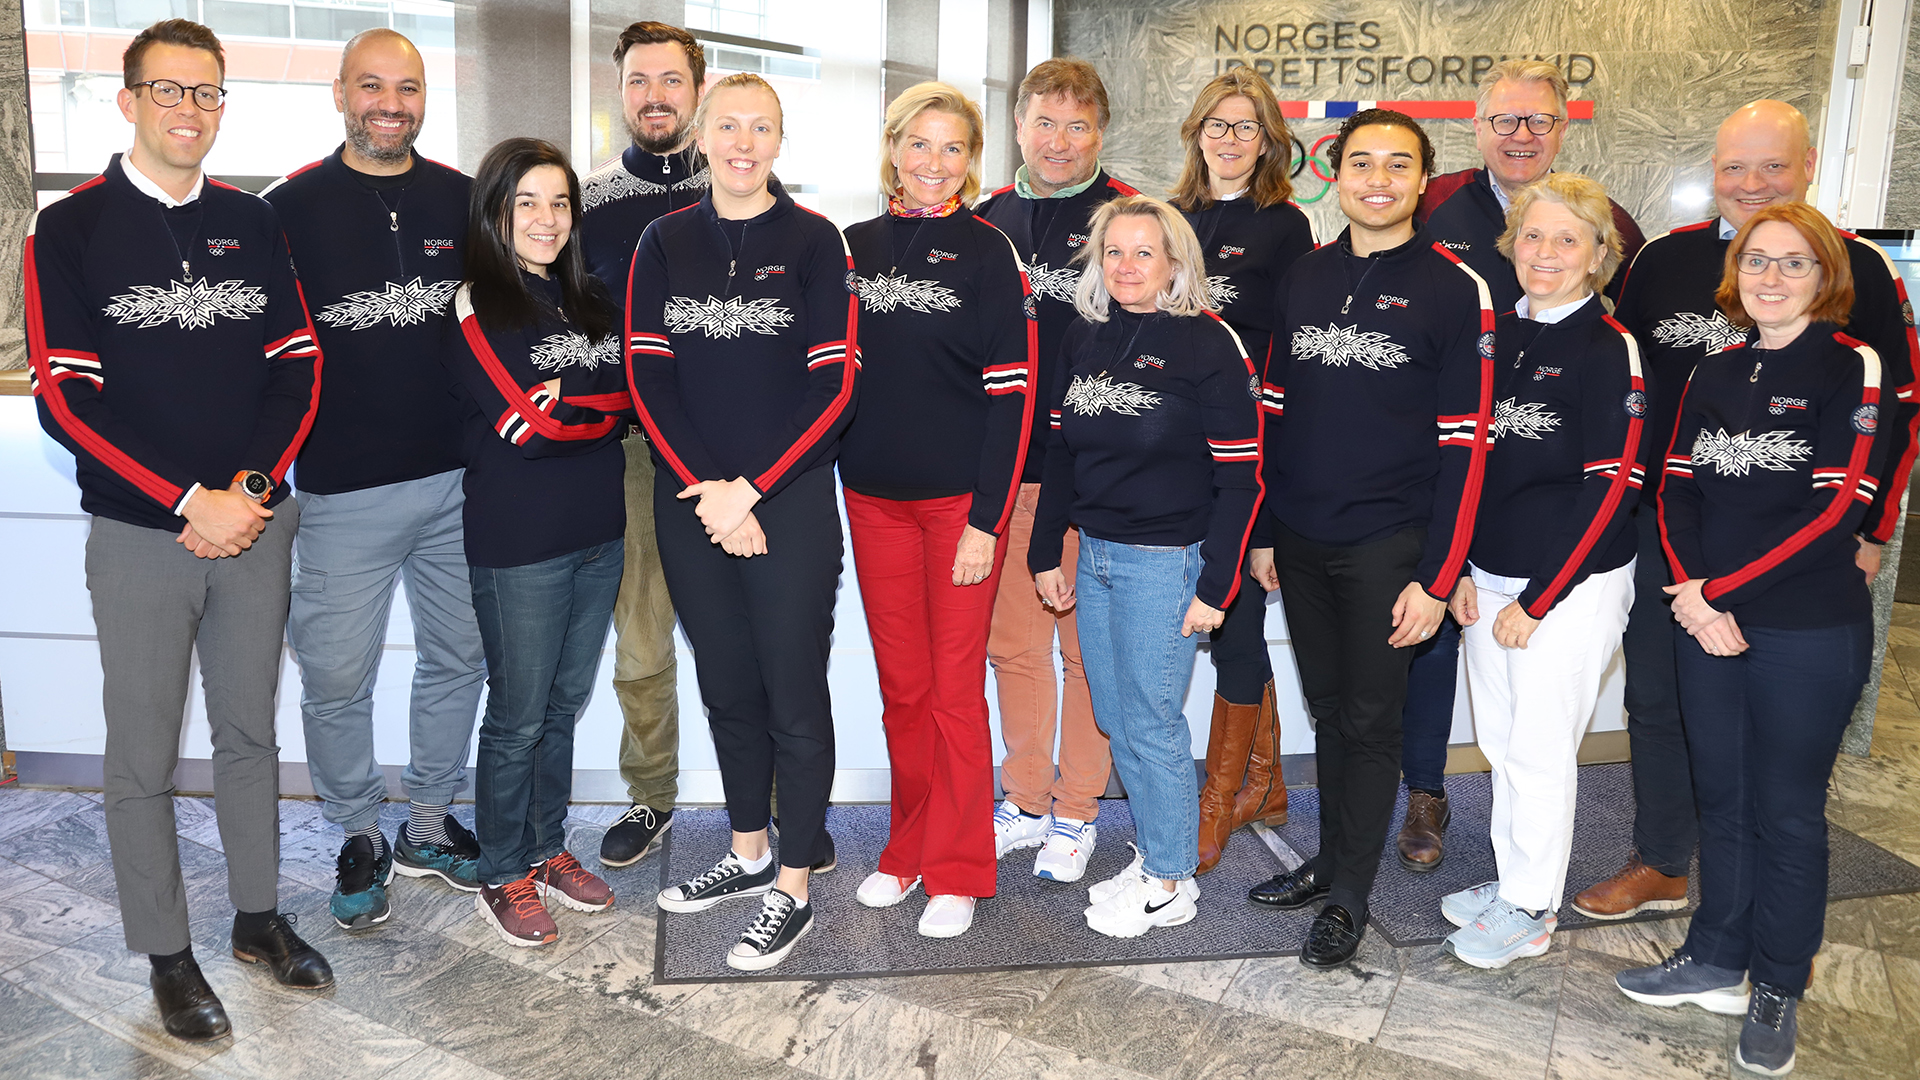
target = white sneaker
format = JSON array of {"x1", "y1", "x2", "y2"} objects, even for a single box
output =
[
  {"x1": 855, "y1": 872, "x2": 921, "y2": 909},
  {"x1": 1033, "y1": 817, "x2": 1096, "y2": 882},
  {"x1": 993, "y1": 800, "x2": 1051, "y2": 859},
  {"x1": 1085, "y1": 871, "x2": 1198, "y2": 938},
  {"x1": 1089, "y1": 842, "x2": 1147, "y2": 905},
  {"x1": 917, "y1": 894, "x2": 976, "y2": 938}
]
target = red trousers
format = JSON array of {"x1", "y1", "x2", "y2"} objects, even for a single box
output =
[{"x1": 845, "y1": 490, "x2": 1002, "y2": 897}]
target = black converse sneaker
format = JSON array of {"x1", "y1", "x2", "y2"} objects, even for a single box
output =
[
  {"x1": 656, "y1": 852, "x2": 776, "y2": 913},
  {"x1": 599, "y1": 805, "x2": 673, "y2": 868},
  {"x1": 726, "y1": 889, "x2": 813, "y2": 971}
]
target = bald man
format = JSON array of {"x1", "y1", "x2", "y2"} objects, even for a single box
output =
[
  {"x1": 1571, "y1": 99, "x2": 1918, "y2": 920},
  {"x1": 264, "y1": 28, "x2": 487, "y2": 931}
]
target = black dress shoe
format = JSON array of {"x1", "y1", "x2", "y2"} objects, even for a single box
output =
[
  {"x1": 1248, "y1": 864, "x2": 1329, "y2": 909},
  {"x1": 600, "y1": 805, "x2": 673, "y2": 868},
  {"x1": 1300, "y1": 904, "x2": 1364, "y2": 969},
  {"x1": 231, "y1": 913, "x2": 334, "y2": 989},
  {"x1": 151, "y1": 959, "x2": 231, "y2": 1042}
]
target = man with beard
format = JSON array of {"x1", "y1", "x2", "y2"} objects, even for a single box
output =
[
  {"x1": 264, "y1": 28, "x2": 487, "y2": 930},
  {"x1": 583, "y1": 22, "x2": 707, "y2": 868}
]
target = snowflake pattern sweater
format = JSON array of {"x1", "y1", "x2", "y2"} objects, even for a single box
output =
[
  {"x1": 626, "y1": 182, "x2": 858, "y2": 498},
  {"x1": 581, "y1": 144, "x2": 709, "y2": 296},
  {"x1": 1258, "y1": 226, "x2": 1496, "y2": 601},
  {"x1": 1179, "y1": 195, "x2": 1315, "y2": 368},
  {"x1": 440, "y1": 274, "x2": 630, "y2": 568},
  {"x1": 263, "y1": 149, "x2": 469, "y2": 494},
  {"x1": 1417, "y1": 168, "x2": 1647, "y2": 314},
  {"x1": 838, "y1": 209, "x2": 1036, "y2": 535},
  {"x1": 28, "y1": 155, "x2": 321, "y2": 531},
  {"x1": 977, "y1": 170, "x2": 1139, "y2": 481},
  {"x1": 1614, "y1": 218, "x2": 1919, "y2": 543},
  {"x1": 1029, "y1": 308, "x2": 1263, "y2": 611},
  {"x1": 1471, "y1": 296, "x2": 1645, "y2": 617},
  {"x1": 1658, "y1": 323, "x2": 1889, "y2": 629}
]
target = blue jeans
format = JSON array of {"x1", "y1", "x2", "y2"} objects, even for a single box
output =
[
  {"x1": 1677, "y1": 621, "x2": 1870, "y2": 993},
  {"x1": 469, "y1": 540, "x2": 624, "y2": 885},
  {"x1": 290, "y1": 471, "x2": 488, "y2": 832},
  {"x1": 1076, "y1": 535, "x2": 1203, "y2": 881}
]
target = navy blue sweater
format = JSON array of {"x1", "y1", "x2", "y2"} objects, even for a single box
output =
[
  {"x1": 626, "y1": 183, "x2": 858, "y2": 498},
  {"x1": 580, "y1": 144, "x2": 709, "y2": 299},
  {"x1": 264, "y1": 149, "x2": 469, "y2": 494},
  {"x1": 29, "y1": 155, "x2": 321, "y2": 530},
  {"x1": 1030, "y1": 308, "x2": 1263, "y2": 610},
  {"x1": 977, "y1": 171, "x2": 1139, "y2": 481},
  {"x1": 1658, "y1": 324, "x2": 1889, "y2": 629},
  {"x1": 839, "y1": 209, "x2": 1035, "y2": 535},
  {"x1": 1615, "y1": 218, "x2": 1918, "y2": 544},
  {"x1": 1472, "y1": 297, "x2": 1645, "y2": 617},
  {"x1": 1259, "y1": 226, "x2": 1496, "y2": 601},
  {"x1": 1416, "y1": 167, "x2": 1647, "y2": 314},
  {"x1": 1178, "y1": 195, "x2": 1315, "y2": 367},
  {"x1": 440, "y1": 275, "x2": 630, "y2": 568}
]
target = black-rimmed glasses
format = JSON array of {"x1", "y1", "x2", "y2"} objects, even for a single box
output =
[
  {"x1": 1735, "y1": 252, "x2": 1820, "y2": 278},
  {"x1": 133, "y1": 80, "x2": 227, "y2": 111},
  {"x1": 1483, "y1": 113, "x2": 1562, "y2": 136},
  {"x1": 1201, "y1": 117, "x2": 1265, "y2": 142}
]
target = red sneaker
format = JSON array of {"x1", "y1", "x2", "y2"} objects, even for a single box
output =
[
  {"x1": 533, "y1": 851, "x2": 614, "y2": 912},
  {"x1": 477, "y1": 875, "x2": 556, "y2": 947}
]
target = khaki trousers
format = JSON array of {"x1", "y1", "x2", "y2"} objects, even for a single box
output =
[{"x1": 613, "y1": 435, "x2": 681, "y2": 810}]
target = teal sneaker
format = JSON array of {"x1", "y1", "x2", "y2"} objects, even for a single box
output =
[
  {"x1": 1443, "y1": 898, "x2": 1556, "y2": 969},
  {"x1": 393, "y1": 815, "x2": 481, "y2": 892},
  {"x1": 330, "y1": 833, "x2": 394, "y2": 930}
]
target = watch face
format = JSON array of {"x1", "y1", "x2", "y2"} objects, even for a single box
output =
[{"x1": 244, "y1": 473, "x2": 270, "y2": 498}]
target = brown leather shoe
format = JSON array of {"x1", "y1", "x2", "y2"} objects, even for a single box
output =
[
  {"x1": 1396, "y1": 791, "x2": 1449, "y2": 872},
  {"x1": 1197, "y1": 693, "x2": 1260, "y2": 875},
  {"x1": 1229, "y1": 680, "x2": 1288, "y2": 830},
  {"x1": 1571, "y1": 853, "x2": 1689, "y2": 920}
]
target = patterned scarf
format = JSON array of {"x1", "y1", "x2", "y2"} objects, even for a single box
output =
[{"x1": 888, "y1": 192, "x2": 963, "y2": 218}]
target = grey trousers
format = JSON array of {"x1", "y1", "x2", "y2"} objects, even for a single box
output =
[{"x1": 86, "y1": 503, "x2": 298, "y2": 956}]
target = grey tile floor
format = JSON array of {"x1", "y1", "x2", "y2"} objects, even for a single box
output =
[{"x1": 8, "y1": 606, "x2": 1920, "y2": 1080}]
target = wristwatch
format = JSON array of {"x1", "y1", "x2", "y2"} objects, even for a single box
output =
[{"x1": 232, "y1": 470, "x2": 273, "y2": 503}]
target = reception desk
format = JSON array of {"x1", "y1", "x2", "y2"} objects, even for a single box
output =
[{"x1": 0, "y1": 393, "x2": 1629, "y2": 801}]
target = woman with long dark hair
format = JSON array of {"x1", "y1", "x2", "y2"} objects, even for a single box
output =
[
  {"x1": 1167, "y1": 68, "x2": 1313, "y2": 874},
  {"x1": 441, "y1": 137, "x2": 629, "y2": 948},
  {"x1": 632, "y1": 73, "x2": 859, "y2": 971}
]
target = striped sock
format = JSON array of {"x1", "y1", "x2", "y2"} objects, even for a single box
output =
[
  {"x1": 348, "y1": 823, "x2": 387, "y2": 859},
  {"x1": 406, "y1": 801, "x2": 450, "y2": 848}
]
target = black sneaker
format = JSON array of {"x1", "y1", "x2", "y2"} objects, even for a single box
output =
[
  {"x1": 329, "y1": 834, "x2": 393, "y2": 930},
  {"x1": 599, "y1": 805, "x2": 673, "y2": 868},
  {"x1": 1736, "y1": 982, "x2": 1798, "y2": 1076},
  {"x1": 726, "y1": 889, "x2": 813, "y2": 971},
  {"x1": 656, "y1": 852, "x2": 776, "y2": 913},
  {"x1": 769, "y1": 816, "x2": 836, "y2": 874}
]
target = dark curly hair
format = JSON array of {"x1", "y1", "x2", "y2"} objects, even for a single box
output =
[{"x1": 1324, "y1": 108, "x2": 1434, "y2": 179}]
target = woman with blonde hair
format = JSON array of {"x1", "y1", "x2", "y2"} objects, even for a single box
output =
[
  {"x1": 1168, "y1": 67, "x2": 1314, "y2": 874},
  {"x1": 837, "y1": 81, "x2": 1036, "y2": 938},
  {"x1": 1435, "y1": 172, "x2": 1640, "y2": 969},
  {"x1": 1031, "y1": 195, "x2": 1262, "y2": 938}
]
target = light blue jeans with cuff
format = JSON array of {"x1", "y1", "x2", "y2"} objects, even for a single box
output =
[{"x1": 1075, "y1": 535, "x2": 1204, "y2": 882}]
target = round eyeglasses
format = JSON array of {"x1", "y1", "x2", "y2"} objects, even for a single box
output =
[
  {"x1": 1201, "y1": 117, "x2": 1265, "y2": 142},
  {"x1": 1483, "y1": 113, "x2": 1562, "y2": 137},
  {"x1": 133, "y1": 80, "x2": 227, "y2": 111},
  {"x1": 1735, "y1": 253, "x2": 1820, "y2": 278}
]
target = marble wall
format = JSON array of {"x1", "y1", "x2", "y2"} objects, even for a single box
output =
[
  {"x1": 1886, "y1": 12, "x2": 1920, "y2": 226},
  {"x1": 0, "y1": 4, "x2": 30, "y2": 372},
  {"x1": 1061, "y1": 0, "x2": 1842, "y2": 243}
]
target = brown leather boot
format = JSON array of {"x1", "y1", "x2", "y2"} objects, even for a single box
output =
[
  {"x1": 1196, "y1": 693, "x2": 1259, "y2": 875},
  {"x1": 1229, "y1": 680, "x2": 1288, "y2": 830},
  {"x1": 1571, "y1": 853, "x2": 1690, "y2": 919},
  {"x1": 1396, "y1": 790, "x2": 1449, "y2": 872}
]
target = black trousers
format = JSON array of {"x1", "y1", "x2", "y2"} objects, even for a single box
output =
[
  {"x1": 1272, "y1": 522, "x2": 1423, "y2": 913},
  {"x1": 1620, "y1": 506, "x2": 1697, "y2": 876},
  {"x1": 1208, "y1": 565, "x2": 1276, "y2": 705},
  {"x1": 654, "y1": 464, "x2": 841, "y2": 871}
]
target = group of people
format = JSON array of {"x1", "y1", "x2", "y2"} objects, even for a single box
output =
[{"x1": 25, "y1": 15, "x2": 1917, "y2": 1077}]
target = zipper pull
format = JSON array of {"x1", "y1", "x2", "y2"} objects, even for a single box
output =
[
  {"x1": 1340, "y1": 294, "x2": 1353, "y2": 315},
  {"x1": 1749, "y1": 361, "x2": 1762, "y2": 384},
  {"x1": 389, "y1": 211, "x2": 399, "y2": 233},
  {"x1": 181, "y1": 259, "x2": 192, "y2": 283}
]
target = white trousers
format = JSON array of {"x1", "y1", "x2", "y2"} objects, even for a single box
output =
[{"x1": 1462, "y1": 559, "x2": 1635, "y2": 912}]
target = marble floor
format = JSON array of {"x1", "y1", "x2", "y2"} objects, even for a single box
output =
[{"x1": 7, "y1": 616, "x2": 1920, "y2": 1080}]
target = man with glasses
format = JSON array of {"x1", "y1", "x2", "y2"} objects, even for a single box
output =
[
  {"x1": 581, "y1": 21, "x2": 707, "y2": 869},
  {"x1": 1391, "y1": 58, "x2": 1647, "y2": 878},
  {"x1": 263, "y1": 28, "x2": 486, "y2": 932},
  {"x1": 28, "y1": 18, "x2": 330, "y2": 1042},
  {"x1": 1573, "y1": 98, "x2": 1918, "y2": 923}
]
